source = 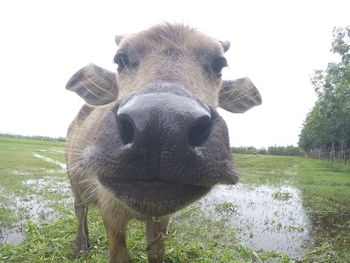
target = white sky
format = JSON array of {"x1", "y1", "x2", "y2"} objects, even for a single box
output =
[{"x1": 0, "y1": 0, "x2": 349, "y2": 148}]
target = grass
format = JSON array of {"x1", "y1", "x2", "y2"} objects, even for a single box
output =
[
  {"x1": 0, "y1": 208, "x2": 288, "y2": 263},
  {"x1": 235, "y1": 154, "x2": 350, "y2": 262},
  {"x1": 236, "y1": 154, "x2": 350, "y2": 210},
  {"x1": 1, "y1": 137, "x2": 350, "y2": 262},
  {"x1": 0, "y1": 137, "x2": 71, "y2": 236}
]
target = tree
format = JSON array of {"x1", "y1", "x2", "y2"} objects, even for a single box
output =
[{"x1": 299, "y1": 27, "x2": 350, "y2": 163}]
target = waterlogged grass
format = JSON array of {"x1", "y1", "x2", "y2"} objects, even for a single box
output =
[
  {"x1": 0, "y1": 137, "x2": 71, "y2": 243},
  {"x1": 1, "y1": 137, "x2": 350, "y2": 262},
  {"x1": 272, "y1": 191, "x2": 293, "y2": 201},
  {"x1": 0, "y1": 207, "x2": 289, "y2": 263},
  {"x1": 0, "y1": 137, "x2": 289, "y2": 262},
  {"x1": 236, "y1": 154, "x2": 350, "y2": 262},
  {"x1": 236, "y1": 154, "x2": 350, "y2": 212}
]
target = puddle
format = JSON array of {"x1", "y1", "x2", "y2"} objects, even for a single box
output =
[
  {"x1": 198, "y1": 184, "x2": 313, "y2": 259},
  {"x1": 1, "y1": 194, "x2": 57, "y2": 244},
  {"x1": 264, "y1": 170, "x2": 298, "y2": 176},
  {"x1": 1, "y1": 154, "x2": 70, "y2": 244},
  {"x1": 283, "y1": 171, "x2": 298, "y2": 175},
  {"x1": 32, "y1": 153, "x2": 66, "y2": 171},
  {"x1": 11, "y1": 170, "x2": 31, "y2": 176},
  {"x1": 50, "y1": 149, "x2": 64, "y2": 154},
  {"x1": 0, "y1": 177, "x2": 73, "y2": 245},
  {"x1": 46, "y1": 169, "x2": 66, "y2": 174},
  {"x1": 24, "y1": 177, "x2": 72, "y2": 197}
]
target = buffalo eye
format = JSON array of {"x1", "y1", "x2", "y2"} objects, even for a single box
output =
[
  {"x1": 114, "y1": 53, "x2": 129, "y2": 72},
  {"x1": 211, "y1": 56, "x2": 228, "y2": 75}
]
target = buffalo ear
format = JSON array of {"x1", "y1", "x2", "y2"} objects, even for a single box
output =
[
  {"x1": 219, "y1": 78, "x2": 262, "y2": 113},
  {"x1": 115, "y1": 35, "x2": 124, "y2": 45},
  {"x1": 66, "y1": 64, "x2": 118, "y2": 106},
  {"x1": 219, "y1": 40, "x2": 230, "y2": 53}
]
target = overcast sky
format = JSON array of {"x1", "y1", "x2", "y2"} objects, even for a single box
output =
[{"x1": 0, "y1": 0, "x2": 349, "y2": 148}]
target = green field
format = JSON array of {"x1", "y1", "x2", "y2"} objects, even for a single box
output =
[{"x1": 0, "y1": 137, "x2": 350, "y2": 262}]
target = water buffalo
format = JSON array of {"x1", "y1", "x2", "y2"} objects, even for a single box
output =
[{"x1": 65, "y1": 23, "x2": 261, "y2": 263}]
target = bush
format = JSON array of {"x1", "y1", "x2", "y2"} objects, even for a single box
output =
[
  {"x1": 267, "y1": 145, "x2": 303, "y2": 156},
  {"x1": 231, "y1": 145, "x2": 303, "y2": 156},
  {"x1": 231, "y1": 146, "x2": 259, "y2": 155}
]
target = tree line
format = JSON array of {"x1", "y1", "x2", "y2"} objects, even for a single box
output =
[
  {"x1": 231, "y1": 145, "x2": 303, "y2": 156},
  {"x1": 0, "y1": 133, "x2": 65, "y2": 142},
  {"x1": 298, "y1": 27, "x2": 350, "y2": 164}
]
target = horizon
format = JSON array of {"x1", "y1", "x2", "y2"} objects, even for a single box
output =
[
  {"x1": 1, "y1": 0, "x2": 349, "y2": 148},
  {"x1": 0, "y1": 133, "x2": 302, "y2": 149}
]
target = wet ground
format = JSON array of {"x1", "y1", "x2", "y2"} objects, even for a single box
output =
[
  {"x1": 198, "y1": 184, "x2": 313, "y2": 259},
  {"x1": 2, "y1": 151, "x2": 349, "y2": 261},
  {"x1": 0, "y1": 176, "x2": 72, "y2": 244},
  {"x1": 1, "y1": 174, "x2": 313, "y2": 259},
  {"x1": 0, "y1": 153, "x2": 72, "y2": 245},
  {"x1": 32, "y1": 153, "x2": 66, "y2": 170}
]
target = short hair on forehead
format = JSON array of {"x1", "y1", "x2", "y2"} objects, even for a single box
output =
[{"x1": 119, "y1": 23, "x2": 223, "y2": 56}]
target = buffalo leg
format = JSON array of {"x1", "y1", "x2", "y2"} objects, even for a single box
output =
[
  {"x1": 73, "y1": 201, "x2": 90, "y2": 258},
  {"x1": 146, "y1": 216, "x2": 170, "y2": 263},
  {"x1": 103, "y1": 215, "x2": 131, "y2": 263}
]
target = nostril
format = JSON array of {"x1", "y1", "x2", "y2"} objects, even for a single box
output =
[
  {"x1": 188, "y1": 116, "x2": 212, "y2": 148},
  {"x1": 117, "y1": 115, "x2": 134, "y2": 145}
]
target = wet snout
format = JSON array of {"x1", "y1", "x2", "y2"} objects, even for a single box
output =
[
  {"x1": 99, "y1": 83, "x2": 238, "y2": 188},
  {"x1": 116, "y1": 91, "x2": 212, "y2": 150},
  {"x1": 96, "y1": 84, "x2": 237, "y2": 215}
]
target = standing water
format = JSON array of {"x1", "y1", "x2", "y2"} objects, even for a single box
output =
[{"x1": 198, "y1": 184, "x2": 313, "y2": 259}]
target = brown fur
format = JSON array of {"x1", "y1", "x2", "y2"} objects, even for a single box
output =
[
  {"x1": 66, "y1": 24, "x2": 257, "y2": 263},
  {"x1": 115, "y1": 24, "x2": 225, "y2": 104}
]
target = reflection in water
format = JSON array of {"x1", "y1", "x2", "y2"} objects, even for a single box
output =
[
  {"x1": 1, "y1": 152, "x2": 68, "y2": 244},
  {"x1": 1, "y1": 178, "x2": 314, "y2": 259},
  {"x1": 32, "y1": 153, "x2": 66, "y2": 170},
  {"x1": 0, "y1": 178, "x2": 72, "y2": 245},
  {"x1": 198, "y1": 184, "x2": 313, "y2": 259}
]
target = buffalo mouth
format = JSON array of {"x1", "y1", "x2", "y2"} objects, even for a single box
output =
[{"x1": 98, "y1": 176, "x2": 211, "y2": 216}]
